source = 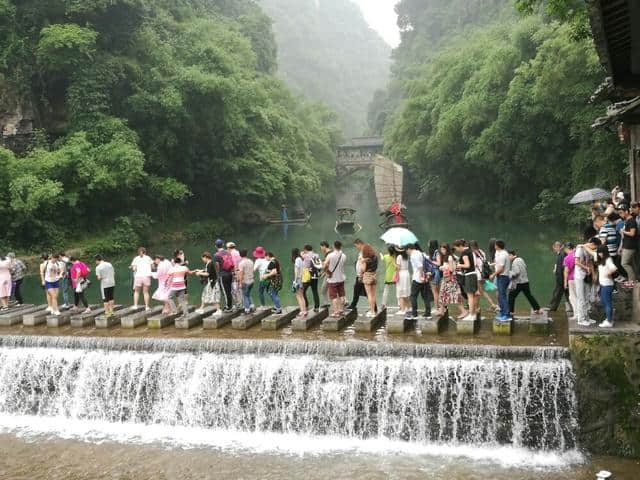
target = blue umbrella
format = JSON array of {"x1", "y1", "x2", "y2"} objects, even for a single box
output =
[{"x1": 380, "y1": 227, "x2": 418, "y2": 247}]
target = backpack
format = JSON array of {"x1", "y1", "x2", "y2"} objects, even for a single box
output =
[
  {"x1": 422, "y1": 253, "x2": 440, "y2": 283},
  {"x1": 217, "y1": 251, "x2": 234, "y2": 272},
  {"x1": 310, "y1": 255, "x2": 322, "y2": 279}
]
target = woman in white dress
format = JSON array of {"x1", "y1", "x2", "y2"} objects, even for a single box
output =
[{"x1": 395, "y1": 249, "x2": 411, "y2": 314}]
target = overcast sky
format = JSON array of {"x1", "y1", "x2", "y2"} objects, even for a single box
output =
[{"x1": 352, "y1": 0, "x2": 401, "y2": 47}]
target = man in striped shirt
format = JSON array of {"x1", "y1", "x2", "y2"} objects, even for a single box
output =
[{"x1": 599, "y1": 212, "x2": 625, "y2": 281}]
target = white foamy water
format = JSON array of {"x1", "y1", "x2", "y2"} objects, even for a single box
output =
[{"x1": 0, "y1": 342, "x2": 582, "y2": 468}]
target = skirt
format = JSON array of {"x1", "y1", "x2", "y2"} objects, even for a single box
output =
[
  {"x1": 439, "y1": 276, "x2": 463, "y2": 305},
  {"x1": 152, "y1": 281, "x2": 171, "y2": 301},
  {"x1": 396, "y1": 270, "x2": 411, "y2": 298}
]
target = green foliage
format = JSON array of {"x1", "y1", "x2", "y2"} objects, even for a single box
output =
[
  {"x1": 184, "y1": 219, "x2": 232, "y2": 242},
  {"x1": 386, "y1": 16, "x2": 625, "y2": 219},
  {"x1": 514, "y1": 0, "x2": 590, "y2": 39},
  {"x1": 259, "y1": 0, "x2": 391, "y2": 137},
  {"x1": 83, "y1": 215, "x2": 151, "y2": 257},
  {"x1": 0, "y1": 0, "x2": 338, "y2": 250}
]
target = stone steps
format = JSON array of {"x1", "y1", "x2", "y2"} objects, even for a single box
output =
[
  {"x1": 354, "y1": 308, "x2": 387, "y2": 333},
  {"x1": 0, "y1": 305, "x2": 47, "y2": 326},
  {"x1": 232, "y1": 308, "x2": 273, "y2": 330},
  {"x1": 291, "y1": 307, "x2": 328, "y2": 331},
  {"x1": 119, "y1": 306, "x2": 165, "y2": 329},
  {"x1": 203, "y1": 309, "x2": 242, "y2": 330},
  {"x1": 70, "y1": 306, "x2": 124, "y2": 328},
  {"x1": 175, "y1": 306, "x2": 215, "y2": 329},
  {"x1": 263, "y1": 307, "x2": 300, "y2": 330},
  {"x1": 322, "y1": 309, "x2": 357, "y2": 331}
]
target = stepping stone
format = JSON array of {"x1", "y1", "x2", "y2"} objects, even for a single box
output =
[
  {"x1": 23, "y1": 308, "x2": 56, "y2": 326},
  {"x1": 419, "y1": 311, "x2": 449, "y2": 334},
  {"x1": 47, "y1": 305, "x2": 101, "y2": 328},
  {"x1": 203, "y1": 308, "x2": 242, "y2": 330},
  {"x1": 70, "y1": 305, "x2": 123, "y2": 328},
  {"x1": 354, "y1": 308, "x2": 387, "y2": 332},
  {"x1": 528, "y1": 311, "x2": 550, "y2": 335},
  {"x1": 263, "y1": 307, "x2": 299, "y2": 330},
  {"x1": 291, "y1": 307, "x2": 327, "y2": 331},
  {"x1": 148, "y1": 307, "x2": 196, "y2": 329},
  {"x1": 493, "y1": 317, "x2": 513, "y2": 336},
  {"x1": 455, "y1": 311, "x2": 481, "y2": 335},
  {"x1": 322, "y1": 309, "x2": 357, "y2": 332},
  {"x1": 0, "y1": 304, "x2": 34, "y2": 316},
  {"x1": 0, "y1": 305, "x2": 47, "y2": 326},
  {"x1": 118, "y1": 306, "x2": 165, "y2": 329},
  {"x1": 93, "y1": 306, "x2": 140, "y2": 329},
  {"x1": 232, "y1": 308, "x2": 273, "y2": 330},
  {"x1": 176, "y1": 306, "x2": 215, "y2": 329}
]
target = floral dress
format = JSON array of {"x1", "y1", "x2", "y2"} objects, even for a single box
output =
[{"x1": 439, "y1": 255, "x2": 463, "y2": 305}]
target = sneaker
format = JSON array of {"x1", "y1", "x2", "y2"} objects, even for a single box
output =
[
  {"x1": 105, "y1": 311, "x2": 113, "y2": 318},
  {"x1": 614, "y1": 276, "x2": 626, "y2": 283},
  {"x1": 464, "y1": 314, "x2": 476, "y2": 321},
  {"x1": 52, "y1": 311, "x2": 61, "y2": 316},
  {"x1": 61, "y1": 303, "x2": 69, "y2": 309},
  {"x1": 195, "y1": 309, "x2": 205, "y2": 314},
  {"x1": 576, "y1": 320, "x2": 592, "y2": 326},
  {"x1": 365, "y1": 311, "x2": 376, "y2": 318},
  {"x1": 274, "y1": 309, "x2": 283, "y2": 314},
  {"x1": 213, "y1": 310, "x2": 223, "y2": 317},
  {"x1": 598, "y1": 320, "x2": 613, "y2": 328},
  {"x1": 495, "y1": 315, "x2": 509, "y2": 322},
  {"x1": 46, "y1": 307, "x2": 52, "y2": 313},
  {"x1": 83, "y1": 308, "x2": 91, "y2": 314},
  {"x1": 406, "y1": 313, "x2": 418, "y2": 320},
  {"x1": 145, "y1": 307, "x2": 151, "y2": 312},
  {"x1": 588, "y1": 318, "x2": 597, "y2": 325}
]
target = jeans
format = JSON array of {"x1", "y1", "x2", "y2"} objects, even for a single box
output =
[
  {"x1": 268, "y1": 287, "x2": 282, "y2": 311},
  {"x1": 219, "y1": 271, "x2": 233, "y2": 310},
  {"x1": 600, "y1": 284, "x2": 614, "y2": 323},
  {"x1": 410, "y1": 281, "x2": 431, "y2": 317},
  {"x1": 574, "y1": 276, "x2": 590, "y2": 324},
  {"x1": 497, "y1": 275, "x2": 510, "y2": 317},
  {"x1": 303, "y1": 278, "x2": 320, "y2": 310},
  {"x1": 258, "y1": 281, "x2": 268, "y2": 307},
  {"x1": 508, "y1": 282, "x2": 540, "y2": 314},
  {"x1": 242, "y1": 283, "x2": 253, "y2": 311},
  {"x1": 61, "y1": 276, "x2": 71, "y2": 305},
  {"x1": 621, "y1": 249, "x2": 636, "y2": 281}
]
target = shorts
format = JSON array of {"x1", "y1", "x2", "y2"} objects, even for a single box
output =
[
  {"x1": 464, "y1": 273, "x2": 478, "y2": 294},
  {"x1": 45, "y1": 281, "x2": 60, "y2": 290},
  {"x1": 133, "y1": 276, "x2": 151, "y2": 289},
  {"x1": 362, "y1": 271, "x2": 377, "y2": 286},
  {"x1": 328, "y1": 282, "x2": 345, "y2": 300},
  {"x1": 102, "y1": 286, "x2": 115, "y2": 302}
]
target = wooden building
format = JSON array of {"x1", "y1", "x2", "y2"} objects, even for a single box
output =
[{"x1": 589, "y1": 0, "x2": 640, "y2": 200}]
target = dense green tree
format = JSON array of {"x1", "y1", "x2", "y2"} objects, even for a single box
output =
[{"x1": 259, "y1": 0, "x2": 391, "y2": 137}]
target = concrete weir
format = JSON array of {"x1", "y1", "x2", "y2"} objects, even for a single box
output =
[
  {"x1": 291, "y1": 307, "x2": 328, "y2": 331},
  {"x1": 386, "y1": 309, "x2": 413, "y2": 334},
  {"x1": 203, "y1": 309, "x2": 242, "y2": 330},
  {"x1": 493, "y1": 318, "x2": 513, "y2": 336},
  {"x1": 176, "y1": 306, "x2": 214, "y2": 329},
  {"x1": 23, "y1": 306, "x2": 69, "y2": 326},
  {"x1": 0, "y1": 305, "x2": 46, "y2": 326},
  {"x1": 119, "y1": 306, "x2": 165, "y2": 329},
  {"x1": 528, "y1": 311, "x2": 550, "y2": 335},
  {"x1": 419, "y1": 311, "x2": 449, "y2": 334},
  {"x1": 354, "y1": 308, "x2": 387, "y2": 333},
  {"x1": 322, "y1": 309, "x2": 357, "y2": 332},
  {"x1": 455, "y1": 311, "x2": 482, "y2": 335},
  {"x1": 232, "y1": 308, "x2": 272, "y2": 330},
  {"x1": 263, "y1": 307, "x2": 300, "y2": 330},
  {"x1": 70, "y1": 306, "x2": 123, "y2": 328},
  {"x1": 94, "y1": 306, "x2": 140, "y2": 329},
  {"x1": 147, "y1": 309, "x2": 194, "y2": 329},
  {"x1": 46, "y1": 306, "x2": 99, "y2": 328}
]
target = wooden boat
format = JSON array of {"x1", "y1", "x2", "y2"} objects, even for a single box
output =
[{"x1": 335, "y1": 208, "x2": 362, "y2": 235}]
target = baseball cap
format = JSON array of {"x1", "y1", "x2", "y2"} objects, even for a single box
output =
[{"x1": 215, "y1": 239, "x2": 224, "y2": 248}]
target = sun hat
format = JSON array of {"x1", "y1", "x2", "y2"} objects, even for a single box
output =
[
  {"x1": 252, "y1": 246, "x2": 266, "y2": 259},
  {"x1": 226, "y1": 242, "x2": 236, "y2": 249},
  {"x1": 215, "y1": 239, "x2": 224, "y2": 248}
]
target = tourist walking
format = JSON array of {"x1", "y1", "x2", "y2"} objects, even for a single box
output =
[
  {"x1": 168, "y1": 253, "x2": 191, "y2": 318},
  {"x1": 94, "y1": 255, "x2": 116, "y2": 317},
  {"x1": 599, "y1": 213, "x2": 625, "y2": 280},
  {"x1": 130, "y1": 247, "x2": 153, "y2": 311},
  {"x1": 238, "y1": 249, "x2": 255, "y2": 314},
  {"x1": 195, "y1": 252, "x2": 217, "y2": 313},
  {"x1": 549, "y1": 241, "x2": 571, "y2": 313},
  {"x1": 395, "y1": 248, "x2": 411, "y2": 314},
  {"x1": 437, "y1": 243, "x2": 466, "y2": 318},
  {"x1": 292, "y1": 248, "x2": 307, "y2": 317},
  {"x1": 407, "y1": 244, "x2": 431, "y2": 319},
  {"x1": 325, "y1": 241, "x2": 347, "y2": 317},
  {"x1": 348, "y1": 239, "x2": 368, "y2": 311},
  {"x1": 359, "y1": 243, "x2": 378, "y2": 316},
  {"x1": 70, "y1": 256, "x2": 91, "y2": 313},
  {"x1": 0, "y1": 254, "x2": 11, "y2": 310},
  {"x1": 427, "y1": 240, "x2": 441, "y2": 314},
  {"x1": 454, "y1": 240, "x2": 478, "y2": 320},
  {"x1": 302, "y1": 244, "x2": 321, "y2": 311},
  {"x1": 40, "y1": 253, "x2": 62, "y2": 316},
  {"x1": 618, "y1": 204, "x2": 637, "y2": 284},
  {"x1": 59, "y1": 252, "x2": 72, "y2": 309},
  {"x1": 214, "y1": 239, "x2": 234, "y2": 311},
  {"x1": 319, "y1": 241, "x2": 332, "y2": 304},
  {"x1": 562, "y1": 243, "x2": 577, "y2": 319},
  {"x1": 381, "y1": 246, "x2": 397, "y2": 309},
  {"x1": 261, "y1": 252, "x2": 283, "y2": 314},
  {"x1": 489, "y1": 240, "x2": 511, "y2": 321},
  {"x1": 596, "y1": 244, "x2": 617, "y2": 328},
  {"x1": 7, "y1": 253, "x2": 26, "y2": 306},
  {"x1": 574, "y1": 237, "x2": 600, "y2": 326},
  {"x1": 152, "y1": 255, "x2": 173, "y2": 314},
  {"x1": 252, "y1": 246, "x2": 270, "y2": 308},
  {"x1": 507, "y1": 251, "x2": 542, "y2": 315},
  {"x1": 469, "y1": 241, "x2": 497, "y2": 312}
]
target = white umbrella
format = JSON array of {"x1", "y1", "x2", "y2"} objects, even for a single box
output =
[
  {"x1": 380, "y1": 227, "x2": 418, "y2": 247},
  {"x1": 569, "y1": 188, "x2": 610, "y2": 204}
]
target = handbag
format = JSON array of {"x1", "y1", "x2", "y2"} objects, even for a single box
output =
[
  {"x1": 302, "y1": 267, "x2": 311, "y2": 284},
  {"x1": 392, "y1": 271, "x2": 399, "y2": 283}
]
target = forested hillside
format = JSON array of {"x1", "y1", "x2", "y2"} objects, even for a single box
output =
[
  {"x1": 0, "y1": 0, "x2": 341, "y2": 250},
  {"x1": 376, "y1": 0, "x2": 626, "y2": 221},
  {"x1": 259, "y1": 0, "x2": 391, "y2": 137}
]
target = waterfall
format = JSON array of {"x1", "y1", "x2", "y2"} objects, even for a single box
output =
[{"x1": 0, "y1": 337, "x2": 579, "y2": 455}]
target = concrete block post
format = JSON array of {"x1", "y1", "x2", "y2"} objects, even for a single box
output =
[
  {"x1": 455, "y1": 310, "x2": 481, "y2": 335},
  {"x1": 22, "y1": 308, "x2": 53, "y2": 326},
  {"x1": 354, "y1": 308, "x2": 387, "y2": 333},
  {"x1": 148, "y1": 309, "x2": 195, "y2": 329},
  {"x1": 232, "y1": 308, "x2": 272, "y2": 330},
  {"x1": 263, "y1": 307, "x2": 300, "y2": 330},
  {"x1": 93, "y1": 306, "x2": 140, "y2": 329},
  {"x1": 529, "y1": 310, "x2": 550, "y2": 335},
  {"x1": 119, "y1": 306, "x2": 164, "y2": 329},
  {"x1": 322, "y1": 309, "x2": 357, "y2": 332},
  {"x1": 70, "y1": 305, "x2": 123, "y2": 328},
  {"x1": 493, "y1": 317, "x2": 513, "y2": 336},
  {"x1": 175, "y1": 306, "x2": 214, "y2": 329},
  {"x1": 633, "y1": 284, "x2": 640, "y2": 324},
  {"x1": 291, "y1": 307, "x2": 327, "y2": 331},
  {"x1": 203, "y1": 308, "x2": 242, "y2": 329},
  {"x1": 0, "y1": 305, "x2": 46, "y2": 326},
  {"x1": 419, "y1": 311, "x2": 449, "y2": 334}
]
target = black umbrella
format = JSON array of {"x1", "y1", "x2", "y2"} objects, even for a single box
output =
[{"x1": 569, "y1": 188, "x2": 610, "y2": 204}]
